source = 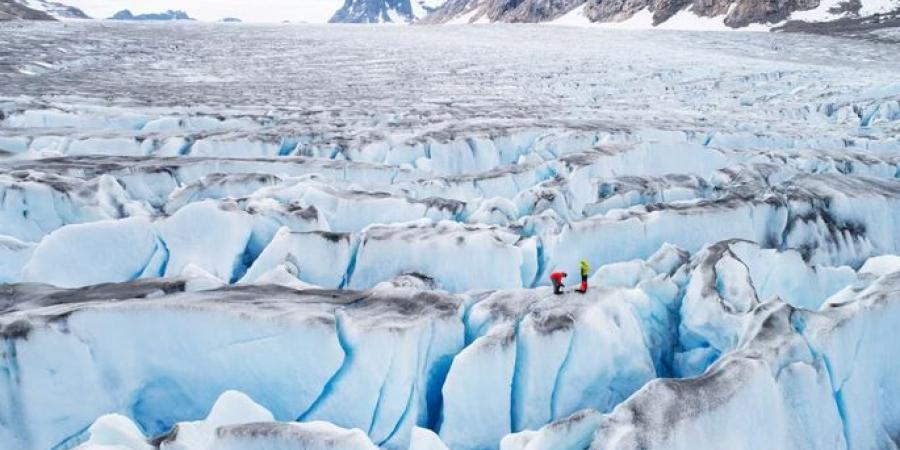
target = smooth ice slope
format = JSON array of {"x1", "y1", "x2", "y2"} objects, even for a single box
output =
[{"x1": 22, "y1": 217, "x2": 160, "y2": 288}]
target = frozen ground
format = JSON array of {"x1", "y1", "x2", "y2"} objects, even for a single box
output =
[{"x1": 1, "y1": 21, "x2": 899, "y2": 450}]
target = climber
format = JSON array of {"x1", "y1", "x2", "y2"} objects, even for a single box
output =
[
  {"x1": 550, "y1": 271, "x2": 567, "y2": 295},
  {"x1": 576, "y1": 258, "x2": 590, "y2": 293}
]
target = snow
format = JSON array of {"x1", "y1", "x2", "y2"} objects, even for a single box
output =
[
  {"x1": 216, "y1": 421, "x2": 380, "y2": 450},
  {"x1": 410, "y1": 427, "x2": 450, "y2": 450},
  {"x1": 1, "y1": 21, "x2": 900, "y2": 450},
  {"x1": 858, "y1": 254, "x2": 900, "y2": 277},
  {"x1": 786, "y1": 0, "x2": 899, "y2": 24},
  {"x1": 75, "y1": 391, "x2": 379, "y2": 450},
  {"x1": 859, "y1": 0, "x2": 900, "y2": 16},
  {"x1": 554, "y1": 8, "x2": 771, "y2": 32},
  {"x1": 653, "y1": 10, "x2": 769, "y2": 32},
  {"x1": 410, "y1": 2, "x2": 427, "y2": 21},
  {"x1": 131, "y1": 390, "x2": 274, "y2": 450},
  {"x1": 240, "y1": 226, "x2": 355, "y2": 287},
  {"x1": 594, "y1": 9, "x2": 654, "y2": 30},
  {"x1": 550, "y1": 5, "x2": 592, "y2": 27},
  {"x1": 76, "y1": 414, "x2": 153, "y2": 450},
  {"x1": 411, "y1": 0, "x2": 446, "y2": 20},
  {"x1": 445, "y1": 8, "x2": 482, "y2": 24},
  {"x1": 387, "y1": 7, "x2": 407, "y2": 24},
  {"x1": 22, "y1": 217, "x2": 160, "y2": 288},
  {"x1": 788, "y1": 0, "x2": 849, "y2": 22},
  {"x1": 500, "y1": 410, "x2": 602, "y2": 450},
  {"x1": 156, "y1": 200, "x2": 255, "y2": 282}
]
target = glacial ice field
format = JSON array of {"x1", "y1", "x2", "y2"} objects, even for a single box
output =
[{"x1": 1, "y1": 20, "x2": 900, "y2": 450}]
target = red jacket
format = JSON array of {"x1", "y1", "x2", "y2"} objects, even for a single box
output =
[{"x1": 550, "y1": 272, "x2": 567, "y2": 283}]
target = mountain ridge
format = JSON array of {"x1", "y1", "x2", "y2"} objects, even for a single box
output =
[
  {"x1": 330, "y1": 0, "x2": 446, "y2": 23},
  {"x1": 420, "y1": 0, "x2": 900, "y2": 29},
  {"x1": 108, "y1": 9, "x2": 194, "y2": 21},
  {"x1": 0, "y1": 0, "x2": 89, "y2": 20}
]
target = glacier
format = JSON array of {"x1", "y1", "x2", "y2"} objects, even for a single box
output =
[{"x1": 1, "y1": 20, "x2": 900, "y2": 450}]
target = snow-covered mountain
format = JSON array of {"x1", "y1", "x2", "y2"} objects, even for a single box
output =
[
  {"x1": 108, "y1": 9, "x2": 193, "y2": 21},
  {"x1": 0, "y1": 0, "x2": 52, "y2": 20},
  {"x1": 420, "y1": 0, "x2": 577, "y2": 24},
  {"x1": 423, "y1": 0, "x2": 900, "y2": 29},
  {"x1": 18, "y1": 0, "x2": 88, "y2": 19},
  {"x1": 330, "y1": 0, "x2": 446, "y2": 23},
  {"x1": 0, "y1": 0, "x2": 88, "y2": 20}
]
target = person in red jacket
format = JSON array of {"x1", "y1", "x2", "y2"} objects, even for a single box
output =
[{"x1": 550, "y1": 271, "x2": 567, "y2": 295}]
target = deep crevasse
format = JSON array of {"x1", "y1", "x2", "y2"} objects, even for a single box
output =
[{"x1": 3, "y1": 241, "x2": 898, "y2": 450}]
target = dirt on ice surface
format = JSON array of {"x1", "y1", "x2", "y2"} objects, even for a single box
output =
[{"x1": 1, "y1": 21, "x2": 900, "y2": 450}]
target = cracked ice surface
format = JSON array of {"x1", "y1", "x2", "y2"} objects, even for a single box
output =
[{"x1": 1, "y1": 20, "x2": 899, "y2": 450}]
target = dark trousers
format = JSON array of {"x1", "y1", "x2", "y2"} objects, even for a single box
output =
[{"x1": 553, "y1": 280, "x2": 563, "y2": 295}]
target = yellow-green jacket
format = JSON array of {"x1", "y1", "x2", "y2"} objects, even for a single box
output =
[{"x1": 580, "y1": 259, "x2": 590, "y2": 278}]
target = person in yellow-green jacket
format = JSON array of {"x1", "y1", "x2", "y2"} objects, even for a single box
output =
[{"x1": 576, "y1": 259, "x2": 589, "y2": 293}]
